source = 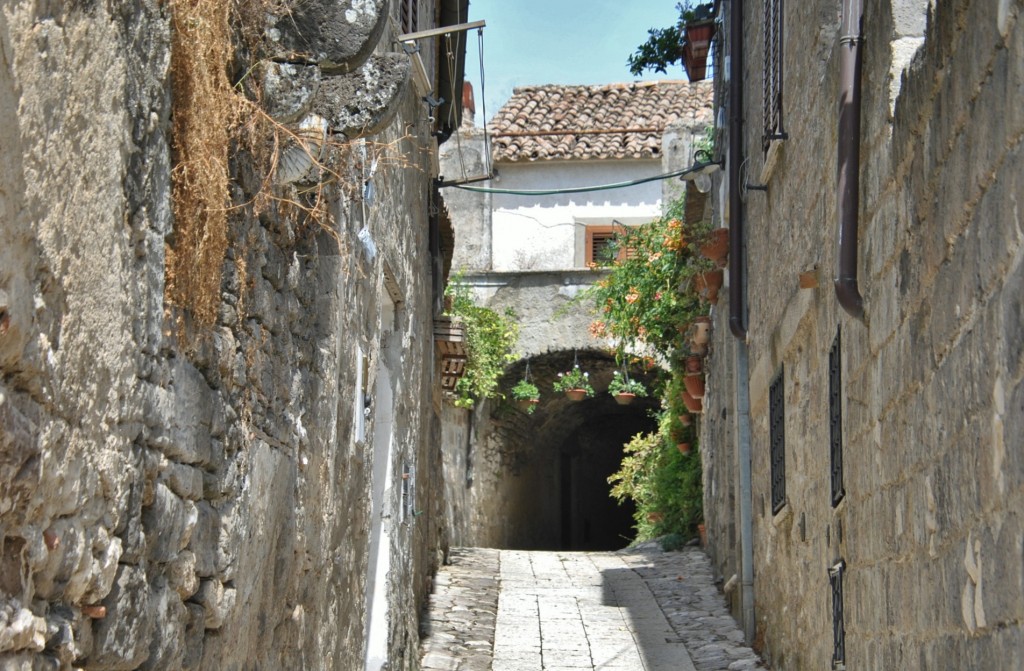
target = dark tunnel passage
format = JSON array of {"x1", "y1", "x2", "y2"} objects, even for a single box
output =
[{"x1": 486, "y1": 350, "x2": 659, "y2": 551}]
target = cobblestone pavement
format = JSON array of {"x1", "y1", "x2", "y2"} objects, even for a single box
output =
[{"x1": 420, "y1": 545, "x2": 767, "y2": 671}]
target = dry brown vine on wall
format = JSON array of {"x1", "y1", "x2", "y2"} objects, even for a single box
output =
[{"x1": 166, "y1": 0, "x2": 238, "y2": 327}]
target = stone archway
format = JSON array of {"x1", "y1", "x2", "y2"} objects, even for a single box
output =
[{"x1": 468, "y1": 349, "x2": 659, "y2": 551}]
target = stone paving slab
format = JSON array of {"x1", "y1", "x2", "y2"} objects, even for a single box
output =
[{"x1": 419, "y1": 545, "x2": 767, "y2": 671}]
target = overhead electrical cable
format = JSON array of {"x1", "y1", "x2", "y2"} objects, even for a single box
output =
[{"x1": 444, "y1": 165, "x2": 710, "y2": 196}]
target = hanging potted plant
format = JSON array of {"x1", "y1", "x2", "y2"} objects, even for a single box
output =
[
  {"x1": 699, "y1": 228, "x2": 730, "y2": 267},
  {"x1": 691, "y1": 315, "x2": 712, "y2": 345},
  {"x1": 608, "y1": 371, "x2": 648, "y2": 405},
  {"x1": 682, "y1": 385, "x2": 703, "y2": 413},
  {"x1": 681, "y1": 2, "x2": 716, "y2": 81},
  {"x1": 553, "y1": 364, "x2": 594, "y2": 401},
  {"x1": 683, "y1": 373, "x2": 706, "y2": 399},
  {"x1": 511, "y1": 378, "x2": 540, "y2": 414},
  {"x1": 694, "y1": 268, "x2": 724, "y2": 303}
]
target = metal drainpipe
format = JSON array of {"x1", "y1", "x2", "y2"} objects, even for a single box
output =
[
  {"x1": 728, "y1": 0, "x2": 746, "y2": 341},
  {"x1": 836, "y1": 0, "x2": 866, "y2": 319},
  {"x1": 726, "y1": 0, "x2": 756, "y2": 645}
]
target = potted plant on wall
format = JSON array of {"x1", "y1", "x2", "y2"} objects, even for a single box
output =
[
  {"x1": 608, "y1": 371, "x2": 648, "y2": 405},
  {"x1": 512, "y1": 378, "x2": 540, "y2": 414},
  {"x1": 681, "y1": 2, "x2": 716, "y2": 81},
  {"x1": 553, "y1": 364, "x2": 594, "y2": 401}
]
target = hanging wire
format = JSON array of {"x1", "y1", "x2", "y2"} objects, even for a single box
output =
[
  {"x1": 477, "y1": 26, "x2": 492, "y2": 177},
  {"x1": 445, "y1": 31, "x2": 468, "y2": 180},
  {"x1": 446, "y1": 166, "x2": 700, "y2": 195}
]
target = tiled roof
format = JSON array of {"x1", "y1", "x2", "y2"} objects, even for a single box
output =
[{"x1": 488, "y1": 81, "x2": 713, "y2": 162}]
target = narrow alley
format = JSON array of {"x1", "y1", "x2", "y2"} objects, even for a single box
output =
[{"x1": 420, "y1": 545, "x2": 765, "y2": 671}]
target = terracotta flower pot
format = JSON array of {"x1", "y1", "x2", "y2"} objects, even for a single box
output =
[
  {"x1": 679, "y1": 413, "x2": 692, "y2": 426},
  {"x1": 681, "y1": 387, "x2": 703, "y2": 414},
  {"x1": 677, "y1": 442, "x2": 691, "y2": 455},
  {"x1": 683, "y1": 374, "x2": 706, "y2": 399},
  {"x1": 690, "y1": 341, "x2": 708, "y2": 356},
  {"x1": 691, "y1": 315, "x2": 712, "y2": 345},
  {"x1": 697, "y1": 523, "x2": 707, "y2": 547},
  {"x1": 613, "y1": 392, "x2": 636, "y2": 406},
  {"x1": 516, "y1": 398, "x2": 539, "y2": 412},
  {"x1": 565, "y1": 389, "x2": 587, "y2": 402},
  {"x1": 694, "y1": 269, "x2": 724, "y2": 303},
  {"x1": 699, "y1": 228, "x2": 730, "y2": 267},
  {"x1": 685, "y1": 355, "x2": 703, "y2": 375},
  {"x1": 682, "y1": 21, "x2": 716, "y2": 81}
]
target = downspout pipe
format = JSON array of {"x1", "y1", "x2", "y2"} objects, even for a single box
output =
[
  {"x1": 728, "y1": 0, "x2": 747, "y2": 340},
  {"x1": 836, "y1": 0, "x2": 865, "y2": 319},
  {"x1": 726, "y1": 0, "x2": 755, "y2": 645}
]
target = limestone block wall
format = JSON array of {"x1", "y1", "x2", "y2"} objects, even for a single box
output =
[
  {"x1": 0, "y1": 1, "x2": 446, "y2": 669},
  {"x1": 702, "y1": 0, "x2": 1024, "y2": 668}
]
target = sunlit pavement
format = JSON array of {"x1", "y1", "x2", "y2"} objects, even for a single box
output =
[{"x1": 420, "y1": 545, "x2": 767, "y2": 671}]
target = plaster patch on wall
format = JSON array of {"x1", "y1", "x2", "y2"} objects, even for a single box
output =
[
  {"x1": 924, "y1": 475, "x2": 938, "y2": 558},
  {"x1": 997, "y1": 0, "x2": 1012, "y2": 38},
  {"x1": 992, "y1": 376, "x2": 1006, "y2": 497},
  {"x1": 961, "y1": 533, "x2": 986, "y2": 632}
]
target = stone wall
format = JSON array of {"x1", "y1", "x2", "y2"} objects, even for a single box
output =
[
  {"x1": 0, "y1": 1, "x2": 449, "y2": 669},
  {"x1": 702, "y1": 0, "x2": 1024, "y2": 668}
]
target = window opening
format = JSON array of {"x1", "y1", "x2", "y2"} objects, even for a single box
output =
[
  {"x1": 585, "y1": 224, "x2": 634, "y2": 267},
  {"x1": 830, "y1": 559, "x2": 847, "y2": 670},
  {"x1": 829, "y1": 328, "x2": 845, "y2": 506},
  {"x1": 769, "y1": 367, "x2": 786, "y2": 513},
  {"x1": 398, "y1": 0, "x2": 419, "y2": 35},
  {"x1": 762, "y1": 0, "x2": 786, "y2": 152}
]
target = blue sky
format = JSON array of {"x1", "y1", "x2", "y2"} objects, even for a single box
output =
[{"x1": 464, "y1": 0, "x2": 684, "y2": 120}]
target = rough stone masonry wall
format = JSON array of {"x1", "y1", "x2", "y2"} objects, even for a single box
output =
[
  {"x1": 0, "y1": 1, "x2": 443, "y2": 669},
  {"x1": 702, "y1": 0, "x2": 1023, "y2": 668}
]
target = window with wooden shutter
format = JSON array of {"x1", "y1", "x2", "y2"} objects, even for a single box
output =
[
  {"x1": 585, "y1": 226, "x2": 630, "y2": 267},
  {"x1": 762, "y1": 0, "x2": 785, "y2": 153}
]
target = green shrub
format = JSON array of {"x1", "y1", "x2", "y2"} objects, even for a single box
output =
[
  {"x1": 608, "y1": 409, "x2": 703, "y2": 542},
  {"x1": 445, "y1": 275, "x2": 520, "y2": 408}
]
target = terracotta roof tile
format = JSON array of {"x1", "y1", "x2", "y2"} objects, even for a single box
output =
[{"x1": 488, "y1": 81, "x2": 713, "y2": 162}]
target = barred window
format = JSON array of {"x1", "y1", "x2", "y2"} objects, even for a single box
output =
[
  {"x1": 398, "y1": 0, "x2": 419, "y2": 34},
  {"x1": 769, "y1": 368, "x2": 786, "y2": 514},
  {"x1": 762, "y1": 0, "x2": 785, "y2": 152},
  {"x1": 830, "y1": 560, "x2": 847, "y2": 669},
  {"x1": 829, "y1": 328, "x2": 845, "y2": 507}
]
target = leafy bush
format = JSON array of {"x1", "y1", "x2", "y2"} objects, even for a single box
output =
[
  {"x1": 445, "y1": 276, "x2": 520, "y2": 408},
  {"x1": 583, "y1": 195, "x2": 709, "y2": 357},
  {"x1": 628, "y1": 1, "x2": 716, "y2": 76},
  {"x1": 608, "y1": 410, "x2": 703, "y2": 541}
]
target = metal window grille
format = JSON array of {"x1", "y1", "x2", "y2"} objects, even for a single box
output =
[
  {"x1": 830, "y1": 560, "x2": 847, "y2": 670},
  {"x1": 400, "y1": 0, "x2": 419, "y2": 34},
  {"x1": 829, "y1": 329, "x2": 845, "y2": 506},
  {"x1": 769, "y1": 368, "x2": 786, "y2": 513},
  {"x1": 762, "y1": 0, "x2": 785, "y2": 152}
]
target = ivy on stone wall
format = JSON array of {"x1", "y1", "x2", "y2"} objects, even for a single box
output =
[{"x1": 445, "y1": 275, "x2": 520, "y2": 409}]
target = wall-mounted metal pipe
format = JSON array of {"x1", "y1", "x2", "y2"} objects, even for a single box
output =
[
  {"x1": 836, "y1": 0, "x2": 865, "y2": 319},
  {"x1": 728, "y1": 0, "x2": 747, "y2": 340},
  {"x1": 724, "y1": 0, "x2": 755, "y2": 646}
]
